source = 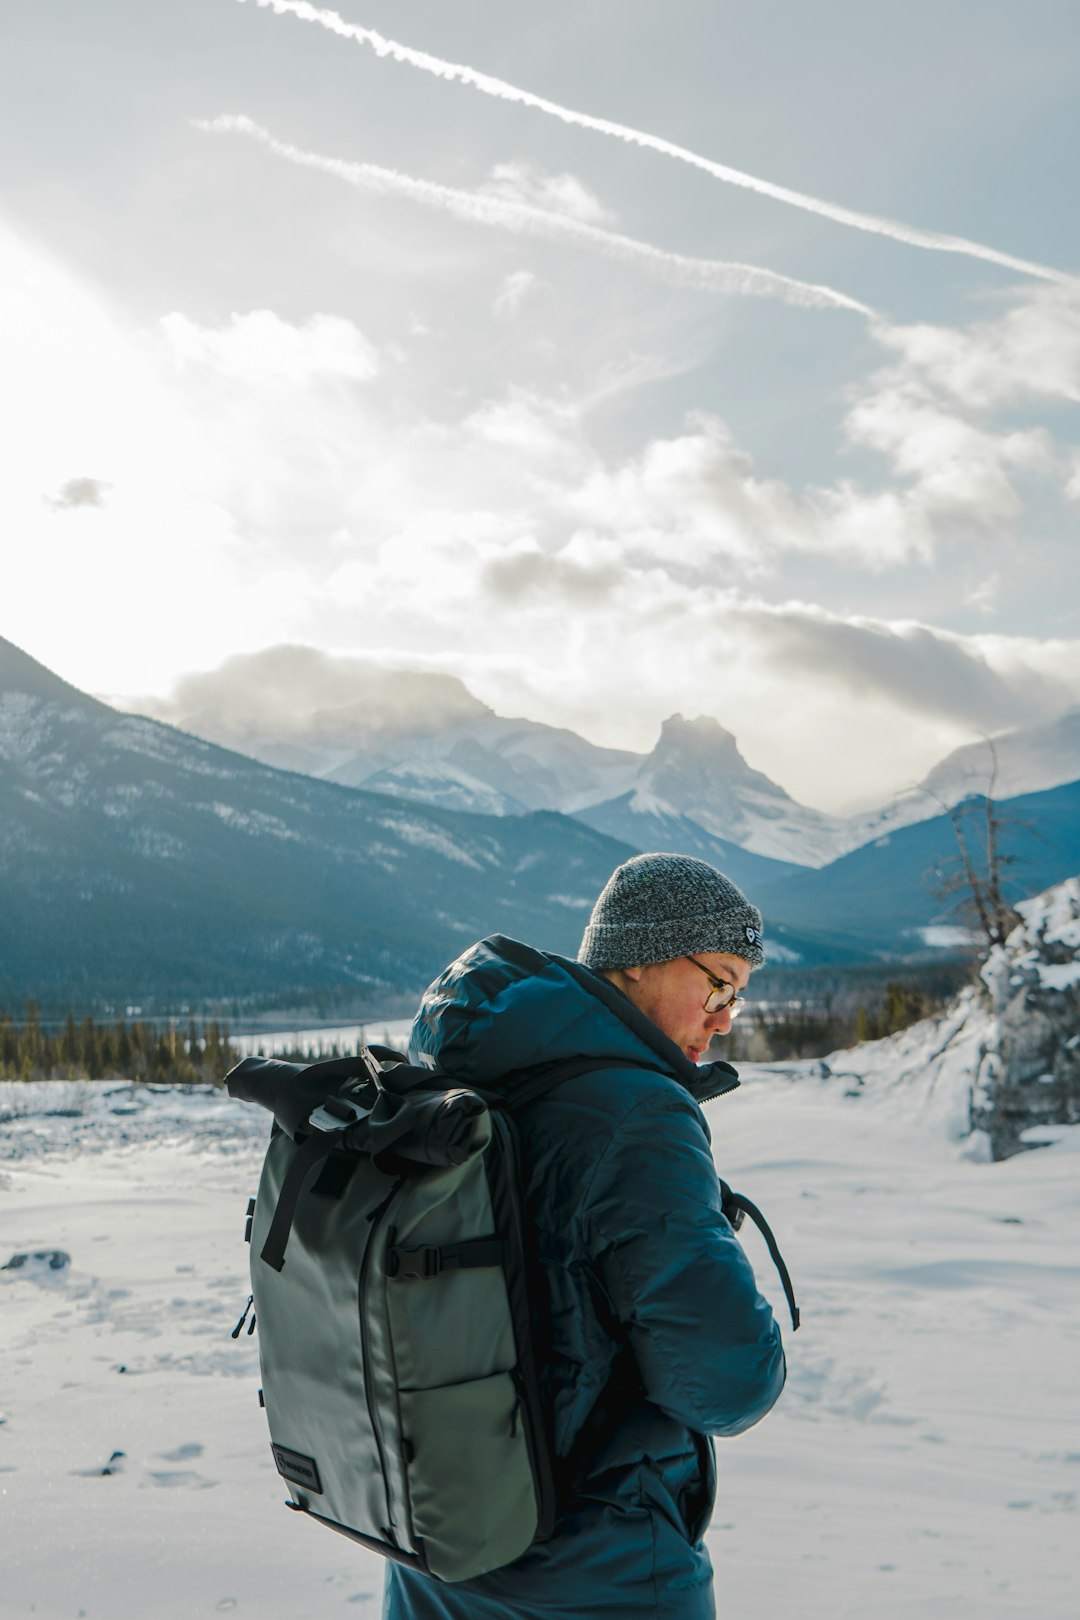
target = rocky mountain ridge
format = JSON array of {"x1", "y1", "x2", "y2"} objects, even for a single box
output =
[
  {"x1": 135, "y1": 646, "x2": 1080, "y2": 871},
  {"x1": 136, "y1": 648, "x2": 844, "y2": 866},
  {"x1": 0, "y1": 635, "x2": 634, "y2": 1013}
]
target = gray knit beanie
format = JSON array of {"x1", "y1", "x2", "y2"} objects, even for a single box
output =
[{"x1": 578, "y1": 852, "x2": 764, "y2": 970}]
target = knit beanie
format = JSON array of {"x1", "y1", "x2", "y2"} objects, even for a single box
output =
[{"x1": 578, "y1": 852, "x2": 764, "y2": 970}]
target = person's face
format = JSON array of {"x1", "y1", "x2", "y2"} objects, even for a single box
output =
[{"x1": 620, "y1": 951, "x2": 753, "y2": 1063}]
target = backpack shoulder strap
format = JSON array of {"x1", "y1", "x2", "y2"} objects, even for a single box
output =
[
  {"x1": 486, "y1": 1055, "x2": 654, "y2": 1114},
  {"x1": 719, "y1": 1181, "x2": 800, "y2": 1332}
]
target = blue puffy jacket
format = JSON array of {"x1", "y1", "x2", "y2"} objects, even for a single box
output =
[{"x1": 384, "y1": 937, "x2": 786, "y2": 1620}]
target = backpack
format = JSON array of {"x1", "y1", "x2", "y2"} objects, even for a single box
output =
[{"x1": 227, "y1": 1043, "x2": 799, "y2": 1586}]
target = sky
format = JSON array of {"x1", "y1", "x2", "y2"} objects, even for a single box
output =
[{"x1": 2, "y1": 0, "x2": 1080, "y2": 811}]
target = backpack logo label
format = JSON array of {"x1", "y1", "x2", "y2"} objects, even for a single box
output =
[{"x1": 272, "y1": 1443, "x2": 323, "y2": 1494}]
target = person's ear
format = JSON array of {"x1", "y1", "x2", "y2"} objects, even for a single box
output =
[{"x1": 622, "y1": 964, "x2": 645, "y2": 983}]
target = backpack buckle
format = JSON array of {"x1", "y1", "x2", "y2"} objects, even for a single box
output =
[
  {"x1": 308, "y1": 1095, "x2": 368, "y2": 1134},
  {"x1": 386, "y1": 1244, "x2": 441, "y2": 1280}
]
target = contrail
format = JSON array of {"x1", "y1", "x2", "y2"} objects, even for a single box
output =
[
  {"x1": 199, "y1": 116, "x2": 873, "y2": 315},
  {"x1": 240, "y1": 0, "x2": 1076, "y2": 288}
]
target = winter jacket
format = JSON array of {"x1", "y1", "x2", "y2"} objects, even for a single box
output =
[{"x1": 383, "y1": 936, "x2": 786, "y2": 1620}]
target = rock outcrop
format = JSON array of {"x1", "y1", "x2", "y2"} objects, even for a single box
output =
[{"x1": 975, "y1": 878, "x2": 1080, "y2": 1158}]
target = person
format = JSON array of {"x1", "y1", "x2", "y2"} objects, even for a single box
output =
[{"x1": 384, "y1": 852, "x2": 787, "y2": 1620}]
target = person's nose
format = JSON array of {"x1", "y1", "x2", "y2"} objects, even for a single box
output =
[{"x1": 706, "y1": 1007, "x2": 733, "y2": 1035}]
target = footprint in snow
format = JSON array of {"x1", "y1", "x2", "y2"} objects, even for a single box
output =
[
  {"x1": 73, "y1": 1449, "x2": 127, "y2": 1477},
  {"x1": 158, "y1": 1442, "x2": 204, "y2": 1462},
  {"x1": 147, "y1": 1468, "x2": 219, "y2": 1489},
  {"x1": 2, "y1": 1250, "x2": 71, "y2": 1279}
]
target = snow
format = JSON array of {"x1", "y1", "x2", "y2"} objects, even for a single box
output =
[
  {"x1": 2, "y1": 1055, "x2": 1078, "y2": 1619},
  {"x1": 917, "y1": 924, "x2": 977, "y2": 949},
  {"x1": 377, "y1": 816, "x2": 485, "y2": 869},
  {"x1": 1015, "y1": 877, "x2": 1080, "y2": 954},
  {"x1": 979, "y1": 879, "x2": 1080, "y2": 999}
]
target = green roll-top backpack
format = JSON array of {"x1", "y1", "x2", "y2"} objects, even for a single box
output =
[
  {"x1": 227, "y1": 1045, "x2": 586, "y2": 1585},
  {"x1": 227, "y1": 1044, "x2": 799, "y2": 1586}
]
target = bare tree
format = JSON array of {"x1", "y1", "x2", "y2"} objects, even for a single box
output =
[{"x1": 926, "y1": 738, "x2": 1025, "y2": 954}]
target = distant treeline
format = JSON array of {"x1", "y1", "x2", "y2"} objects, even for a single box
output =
[
  {"x1": 2, "y1": 964, "x2": 962, "y2": 1082},
  {"x1": 0, "y1": 1005, "x2": 240, "y2": 1084},
  {"x1": 726, "y1": 980, "x2": 950, "y2": 1063}
]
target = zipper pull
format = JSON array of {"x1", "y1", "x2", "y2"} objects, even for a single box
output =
[
  {"x1": 366, "y1": 1176, "x2": 405, "y2": 1224},
  {"x1": 231, "y1": 1293, "x2": 254, "y2": 1339}
]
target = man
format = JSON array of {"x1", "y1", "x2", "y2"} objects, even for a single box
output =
[{"x1": 384, "y1": 853, "x2": 786, "y2": 1620}]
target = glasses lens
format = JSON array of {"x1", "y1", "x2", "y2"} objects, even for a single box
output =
[{"x1": 704, "y1": 983, "x2": 736, "y2": 1014}]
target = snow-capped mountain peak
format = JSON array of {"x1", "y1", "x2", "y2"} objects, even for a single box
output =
[{"x1": 622, "y1": 713, "x2": 843, "y2": 866}]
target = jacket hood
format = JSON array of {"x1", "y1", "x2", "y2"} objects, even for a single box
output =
[{"x1": 408, "y1": 934, "x2": 739, "y2": 1108}]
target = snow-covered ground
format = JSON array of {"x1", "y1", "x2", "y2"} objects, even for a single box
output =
[{"x1": 2, "y1": 1061, "x2": 1078, "y2": 1619}]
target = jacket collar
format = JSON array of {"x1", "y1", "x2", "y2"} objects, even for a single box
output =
[{"x1": 560, "y1": 957, "x2": 740, "y2": 1108}]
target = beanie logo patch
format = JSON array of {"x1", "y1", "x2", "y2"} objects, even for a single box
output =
[{"x1": 744, "y1": 925, "x2": 759, "y2": 945}]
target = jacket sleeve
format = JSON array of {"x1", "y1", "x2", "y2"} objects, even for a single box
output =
[{"x1": 581, "y1": 1086, "x2": 786, "y2": 1437}]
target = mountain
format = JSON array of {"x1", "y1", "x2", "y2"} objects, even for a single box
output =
[
  {"x1": 579, "y1": 715, "x2": 844, "y2": 868},
  {"x1": 0, "y1": 636, "x2": 635, "y2": 1014},
  {"x1": 136, "y1": 650, "x2": 848, "y2": 866},
  {"x1": 136, "y1": 646, "x2": 641, "y2": 815},
  {"x1": 6, "y1": 634, "x2": 1079, "y2": 1000},
  {"x1": 573, "y1": 791, "x2": 801, "y2": 897},
  {"x1": 756, "y1": 779, "x2": 1080, "y2": 958},
  {"x1": 840, "y1": 707, "x2": 1080, "y2": 853}
]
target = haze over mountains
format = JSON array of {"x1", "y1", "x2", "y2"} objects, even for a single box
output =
[
  {"x1": 3, "y1": 633, "x2": 1080, "y2": 1013},
  {"x1": 140, "y1": 645, "x2": 1080, "y2": 870},
  {"x1": 138, "y1": 647, "x2": 843, "y2": 866}
]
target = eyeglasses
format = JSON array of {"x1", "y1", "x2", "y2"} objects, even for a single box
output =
[{"x1": 685, "y1": 956, "x2": 746, "y2": 1018}]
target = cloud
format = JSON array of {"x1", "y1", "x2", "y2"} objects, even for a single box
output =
[
  {"x1": 493, "y1": 269, "x2": 540, "y2": 320},
  {"x1": 9, "y1": 210, "x2": 1074, "y2": 809},
  {"x1": 159, "y1": 310, "x2": 378, "y2": 386},
  {"x1": 566, "y1": 417, "x2": 800, "y2": 567},
  {"x1": 478, "y1": 162, "x2": 615, "y2": 226},
  {"x1": 963, "y1": 572, "x2": 1002, "y2": 617},
  {"x1": 148, "y1": 308, "x2": 387, "y2": 543},
  {"x1": 241, "y1": 0, "x2": 1076, "y2": 286},
  {"x1": 139, "y1": 644, "x2": 489, "y2": 743},
  {"x1": 481, "y1": 539, "x2": 625, "y2": 608},
  {"x1": 844, "y1": 380, "x2": 1051, "y2": 526},
  {"x1": 562, "y1": 415, "x2": 938, "y2": 570},
  {"x1": 46, "y1": 476, "x2": 110, "y2": 510},
  {"x1": 462, "y1": 392, "x2": 583, "y2": 467},
  {"x1": 198, "y1": 115, "x2": 873, "y2": 316},
  {"x1": 873, "y1": 287, "x2": 1080, "y2": 410},
  {"x1": 727, "y1": 603, "x2": 1066, "y2": 730},
  {"x1": 828, "y1": 291, "x2": 1080, "y2": 542}
]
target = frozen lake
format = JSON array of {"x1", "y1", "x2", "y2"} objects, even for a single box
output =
[{"x1": 229, "y1": 1019, "x2": 415, "y2": 1059}]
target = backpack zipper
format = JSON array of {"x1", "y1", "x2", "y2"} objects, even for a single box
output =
[{"x1": 357, "y1": 1177, "x2": 405, "y2": 1542}]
